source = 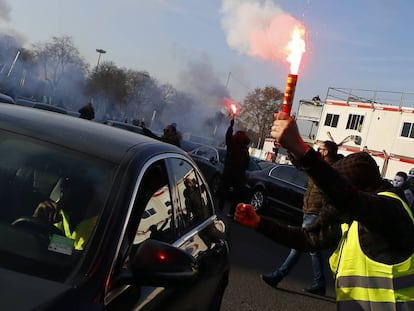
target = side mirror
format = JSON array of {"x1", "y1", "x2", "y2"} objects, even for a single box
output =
[{"x1": 130, "y1": 239, "x2": 198, "y2": 287}]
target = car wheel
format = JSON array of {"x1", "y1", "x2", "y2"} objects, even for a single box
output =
[{"x1": 250, "y1": 188, "x2": 265, "y2": 211}]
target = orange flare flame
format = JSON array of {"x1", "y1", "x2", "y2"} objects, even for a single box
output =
[
  {"x1": 230, "y1": 103, "x2": 238, "y2": 115},
  {"x1": 285, "y1": 25, "x2": 306, "y2": 74}
]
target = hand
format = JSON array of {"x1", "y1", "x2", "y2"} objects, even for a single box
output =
[
  {"x1": 234, "y1": 203, "x2": 260, "y2": 229},
  {"x1": 270, "y1": 112, "x2": 310, "y2": 160},
  {"x1": 33, "y1": 200, "x2": 62, "y2": 223},
  {"x1": 230, "y1": 118, "x2": 234, "y2": 127}
]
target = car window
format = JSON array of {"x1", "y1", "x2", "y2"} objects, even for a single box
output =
[
  {"x1": 134, "y1": 161, "x2": 173, "y2": 245},
  {"x1": 194, "y1": 146, "x2": 216, "y2": 160},
  {"x1": 270, "y1": 165, "x2": 295, "y2": 183},
  {"x1": 0, "y1": 131, "x2": 115, "y2": 282},
  {"x1": 167, "y1": 158, "x2": 213, "y2": 235}
]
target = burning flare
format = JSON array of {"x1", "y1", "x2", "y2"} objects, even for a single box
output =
[
  {"x1": 219, "y1": 1, "x2": 307, "y2": 115},
  {"x1": 230, "y1": 103, "x2": 238, "y2": 115},
  {"x1": 281, "y1": 24, "x2": 306, "y2": 114},
  {"x1": 224, "y1": 98, "x2": 239, "y2": 116},
  {"x1": 285, "y1": 25, "x2": 306, "y2": 75}
]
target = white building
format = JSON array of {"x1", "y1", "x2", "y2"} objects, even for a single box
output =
[{"x1": 297, "y1": 87, "x2": 414, "y2": 180}]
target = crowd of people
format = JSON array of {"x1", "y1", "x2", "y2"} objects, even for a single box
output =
[
  {"x1": 261, "y1": 140, "x2": 343, "y2": 296},
  {"x1": 76, "y1": 100, "x2": 414, "y2": 309},
  {"x1": 233, "y1": 111, "x2": 414, "y2": 310}
]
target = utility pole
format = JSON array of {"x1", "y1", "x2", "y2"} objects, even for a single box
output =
[
  {"x1": 226, "y1": 71, "x2": 231, "y2": 88},
  {"x1": 96, "y1": 49, "x2": 106, "y2": 68}
]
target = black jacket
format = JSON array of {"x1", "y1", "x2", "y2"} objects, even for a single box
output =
[{"x1": 257, "y1": 149, "x2": 414, "y2": 265}]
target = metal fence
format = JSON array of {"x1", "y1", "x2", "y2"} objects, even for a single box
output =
[{"x1": 325, "y1": 87, "x2": 414, "y2": 108}]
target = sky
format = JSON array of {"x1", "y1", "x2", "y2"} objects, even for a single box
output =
[{"x1": 1, "y1": 0, "x2": 414, "y2": 131}]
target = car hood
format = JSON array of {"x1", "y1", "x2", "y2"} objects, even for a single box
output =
[{"x1": 0, "y1": 268, "x2": 102, "y2": 310}]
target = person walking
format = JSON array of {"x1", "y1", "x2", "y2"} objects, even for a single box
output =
[
  {"x1": 234, "y1": 111, "x2": 414, "y2": 310},
  {"x1": 261, "y1": 140, "x2": 341, "y2": 295},
  {"x1": 218, "y1": 118, "x2": 250, "y2": 218}
]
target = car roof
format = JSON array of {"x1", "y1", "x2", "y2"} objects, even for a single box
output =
[
  {"x1": 104, "y1": 120, "x2": 145, "y2": 133},
  {"x1": 32, "y1": 102, "x2": 68, "y2": 114},
  {"x1": 0, "y1": 93, "x2": 15, "y2": 104},
  {"x1": 0, "y1": 103, "x2": 185, "y2": 164}
]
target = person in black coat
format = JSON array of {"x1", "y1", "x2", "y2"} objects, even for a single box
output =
[
  {"x1": 218, "y1": 118, "x2": 250, "y2": 217},
  {"x1": 78, "y1": 102, "x2": 95, "y2": 120}
]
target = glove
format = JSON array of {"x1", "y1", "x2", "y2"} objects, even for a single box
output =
[
  {"x1": 230, "y1": 118, "x2": 234, "y2": 127},
  {"x1": 234, "y1": 203, "x2": 260, "y2": 229}
]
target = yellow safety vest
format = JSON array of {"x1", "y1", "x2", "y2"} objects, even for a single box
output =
[
  {"x1": 329, "y1": 191, "x2": 414, "y2": 310},
  {"x1": 55, "y1": 211, "x2": 97, "y2": 250}
]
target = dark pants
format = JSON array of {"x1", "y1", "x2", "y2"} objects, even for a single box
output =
[{"x1": 218, "y1": 176, "x2": 247, "y2": 215}]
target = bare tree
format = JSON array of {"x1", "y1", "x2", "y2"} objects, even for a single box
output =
[
  {"x1": 32, "y1": 35, "x2": 86, "y2": 99},
  {"x1": 85, "y1": 61, "x2": 130, "y2": 118},
  {"x1": 239, "y1": 86, "x2": 283, "y2": 148}
]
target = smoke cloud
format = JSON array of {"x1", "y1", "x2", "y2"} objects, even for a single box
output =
[
  {"x1": 177, "y1": 55, "x2": 229, "y2": 112},
  {"x1": 0, "y1": 0, "x2": 11, "y2": 22},
  {"x1": 175, "y1": 55, "x2": 231, "y2": 143},
  {"x1": 220, "y1": 0, "x2": 305, "y2": 64}
]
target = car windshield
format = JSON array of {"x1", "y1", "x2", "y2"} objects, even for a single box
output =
[{"x1": 0, "y1": 130, "x2": 115, "y2": 282}]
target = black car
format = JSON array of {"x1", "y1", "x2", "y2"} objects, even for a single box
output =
[
  {"x1": 246, "y1": 164, "x2": 308, "y2": 224},
  {"x1": 0, "y1": 92, "x2": 15, "y2": 104},
  {"x1": 188, "y1": 145, "x2": 262, "y2": 195},
  {"x1": 103, "y1": 121, "x2": 199, "y2": 153},
  {"x1": 180, "y1": 139, "x2": 203, "y2": 152},
  {"x1": 32, "y1": 102, "x2": 69, "y2": 115},
  {"x1": 103, "y1": 119, "x2": 146, "y2": 134},
  {"x1": 0, "y1": 104, "x2": 230, "y2": 310}
]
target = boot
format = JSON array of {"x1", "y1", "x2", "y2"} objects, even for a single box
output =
[
  {"x1": 303, "y1": 284, "x2": 326, "y2": 296},
  {"x1": 261, "y1": 271, "x2": 283, "y2": 288}
]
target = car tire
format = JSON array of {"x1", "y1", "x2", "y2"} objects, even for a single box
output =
[{"x1": 250, "y1": 188, "x2": 265, "y2": 211}]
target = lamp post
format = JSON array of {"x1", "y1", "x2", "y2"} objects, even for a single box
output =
[{"x1": 95, "y1": 49, "x2": 106, "y2": 68}]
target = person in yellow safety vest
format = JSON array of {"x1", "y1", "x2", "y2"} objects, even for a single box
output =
[
  {"x1": 53, "y1": 211, "x2": 97, "y2": 250},
  {"x1": 33, "y1": 177, "x2": 96, "y2": 250},
  {"x1": 233, "y1": 111, "x2": 414, "y2": 310}
]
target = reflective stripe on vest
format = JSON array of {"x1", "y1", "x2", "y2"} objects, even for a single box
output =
[
  {"x1": 337, "y1": 300, "x2": 414, "y2": 311},
  {"x1": 330, "y1": 191, "x2": 414, "y2": 310}
]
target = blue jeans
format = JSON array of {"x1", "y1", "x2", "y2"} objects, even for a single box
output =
[{"x1": 276, "y1": 213, "x2": 325, "y2": 287}]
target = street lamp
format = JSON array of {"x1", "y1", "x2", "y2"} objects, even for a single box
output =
[{"x1": 95, "y1": 49, "x2": 106, "y2": 68}]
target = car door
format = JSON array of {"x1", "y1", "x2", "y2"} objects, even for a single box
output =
[
  {"x1": 164, "y1": 157, "x2": 229, "y2": 310},
  {"x1": 267, "y1": 165, "x2": 305, "y2": 220},
  {"x1": 106, "y1": 157, "x2": 229, "y2": 311}
]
